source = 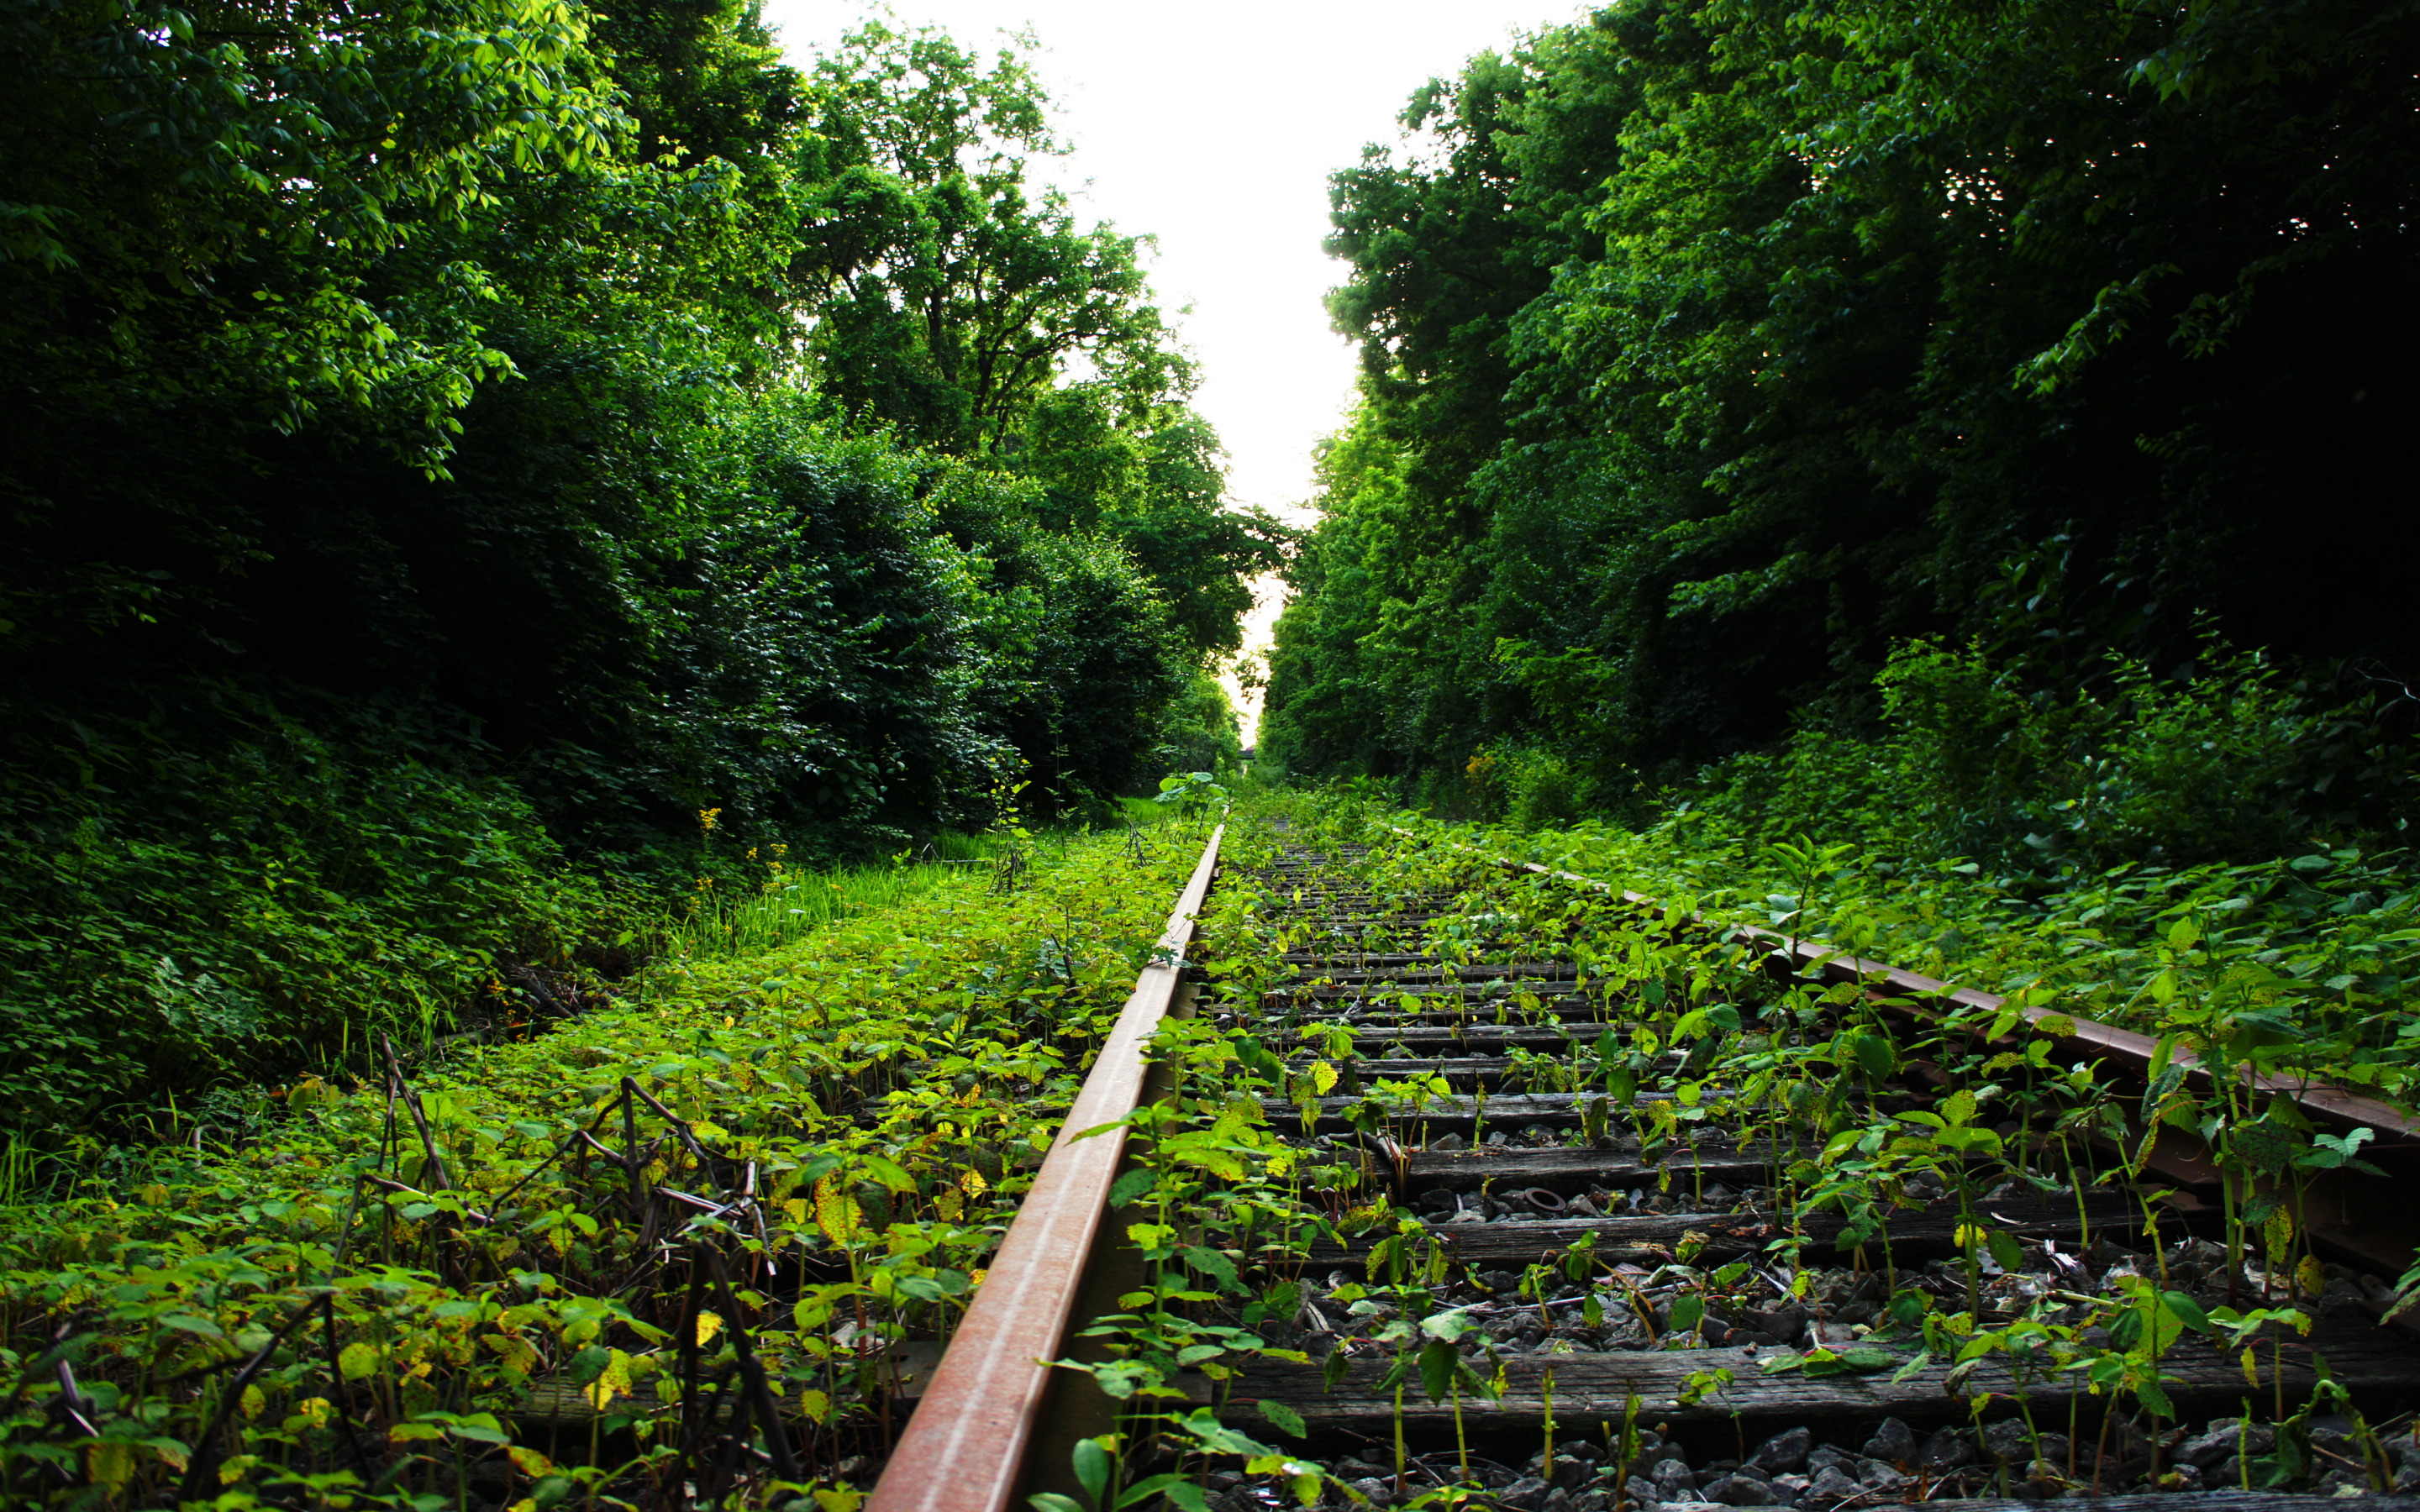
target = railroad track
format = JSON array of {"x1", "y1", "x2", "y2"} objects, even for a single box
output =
[{"x1": 869, "y1": 824, "x2": 2420, "y2": 1512}]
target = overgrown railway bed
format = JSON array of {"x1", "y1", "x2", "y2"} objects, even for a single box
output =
[{"x1": 871, "y1": 824, "x2": 2420, "y2": 1512}]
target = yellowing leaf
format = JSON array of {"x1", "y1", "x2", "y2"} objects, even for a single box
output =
[
  {"x1": 483, "y1": 1332, "x2": 539, "y2": 1378},
  {"x1": 814, "y1": 1177, "x2": 860, "y2": 1247},
  {"x1": 2297, "y1": 1255, "x2": 2328, "y2": 1297},
  {"x1": 337, "y1": 1341, "x2": 380, "y2": 1380},
  {"x1": 1309, "y1": 1061, "x2": 1338, "y2": 1096},
  {"x1": 798, "y1": 1388, "x2": 833, "y2": 1425},
  {"x1": 813, "y1": 1488, "x2": 865, "y2": 1512},
  {"x1": 960, "y1": 1168, "x2": 988, "y2": 1197},
  {"x1": 696, "y1": 1310, "x2": 723, "y2": 1347},
  {"x1": 582, "y1": 1349, "x2": 634, "y2": 1410},
  {"x1": 88, "y1": 1440, "x2": 136, "y2": 1491},
  {"x1": 240, "y1": 1383, "x2": 266, "y2": 1420},
  {"x1": 781, "y1": 1197, "x2": 808, "y2": 1226},
  {"x1": 508, "y1": 1446, "x2": 554, "y2": 1477}
]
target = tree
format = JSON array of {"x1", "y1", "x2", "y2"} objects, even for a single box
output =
[
  {"x1": 794, "y1": 22, "x2": 1186, "y2": 457},
  {"x1": 1266, "y1": 0, "x2": 2420, "y2": 796}
]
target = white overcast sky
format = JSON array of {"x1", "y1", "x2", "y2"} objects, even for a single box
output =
[{"x1": 759, "y1": 0, "x2": 1586, "y2": 738}]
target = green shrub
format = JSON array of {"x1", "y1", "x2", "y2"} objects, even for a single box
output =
[
  {"x1": 1695, "y1": 637, "x2": 2412, "y2": 874},
  {"x1": 0, "y1": 698, "x2": 621, "y2": 1127}
]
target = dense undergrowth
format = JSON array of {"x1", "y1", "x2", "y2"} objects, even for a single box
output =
[
  {"x1": 0, "y1": 818, "x2": 1224, "y2": 1509},
  {"x1": 3, "y1": 794, "x2": 2412, "y2": 1511},
  {"x1": 1337, "y1": 631, "x2": 2420, "y2": 1100}
]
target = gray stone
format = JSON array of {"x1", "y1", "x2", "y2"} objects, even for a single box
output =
[
  {"x1": 1861, "y1": 1418, "x2": 1917, "y2": 1464},
  {"x1": 1918, "y1": 1425, "x2": 1978, "y2": 1473},
  {"x1": 1542, "y1": 1490, "x2": 1576, "y2": 1512},
  {"x1": 1982, "y1": 1420, "x2": 2034, "y2": 1462},
  {"x1": 1700, "y1": 1475, "x2": 1779, "y2": 1507},
  {"x1": 1802, "y1": 1468, "x2": 1862, "y2": 1506},
  {"x1": 2177, "y1": 1420, "x2": 2274, "y2": 1470},
  {"x1": 1855, "y1": 1463, "x2": 1904, "y2": 1493},
  {"x1": 1802, "y1": 1447, "x2": 1854, "y2": 1478},
  {"x1": 1749, "y1": 1426, "x2": 1812, "y2": 1474},
  {"x1": 1743, "y1": 1304, "x2": 1805, "y2": 1338},
  {"x1": 1500, "y1": 1476, "x2": 1553, "y2": 1510},
  {"x1": 1651, "y1": 1459, "x2": 1697, "y2": 1499},
  {"x1": 1550, "y1": 1456, "x2": 1592, "y2": 1492},
  {"x1": 1349, "y1": 1478, "x2": 1392, "y2": 1504}
]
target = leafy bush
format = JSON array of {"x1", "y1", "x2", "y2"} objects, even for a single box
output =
[
  {"x1": 1695, "y1": 637, "x2": 2413, "y2": 874},
  {"x1": 0, "y1": 826, "x2": 1217, "y2": 1508},
  {"x1": 0, "y1": 696, "x2": 622, "y2": 1128}
]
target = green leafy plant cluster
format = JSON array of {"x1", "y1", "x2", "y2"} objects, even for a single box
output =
[
  {"x1": 1032, "y1": 804, "x2": 2409, "y2": 1510},
  {"x1": 1400, "y1": 800, "x2": 2420, "y2": 1105},
  {"x1": 0, "y1": 826, "x2": 1205, "y2": 1509},
  {"x1": 0, "y1": 698, "x2": 629, "y2": 1129},
  {"x1": 1323, "y1": 823, "x2": 2407, "y2": 1494}
]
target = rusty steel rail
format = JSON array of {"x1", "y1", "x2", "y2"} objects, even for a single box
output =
[{"x1": 865, "y1": 824, "x2": 1224, "y2": 1512}]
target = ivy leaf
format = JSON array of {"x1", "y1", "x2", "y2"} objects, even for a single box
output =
[
  {"x1": 1107, "y1": 1168, "x2": 1157, "y2": 1209},
  {"x1": 1259, "y1": 1399, "x2": 1307, "y2": 1440},
  {"x1": 1417, "y1": 1338, "x2": 1459, "y2": 1403},
  {"x1": 1178, "y1": 1245, "x2": 1240, "y2": 1294},
  {"x1": 1986, "y1": 1230, "x2": 2026, "y2": 1274}
]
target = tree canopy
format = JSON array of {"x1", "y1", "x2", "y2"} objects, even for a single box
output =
[
  {"x1": 0, "y1": 0, "x2": 1281, "y2": 1116},
  {"x1": 1265, "y1": 0, "x2": 2416, "y2": 805}
]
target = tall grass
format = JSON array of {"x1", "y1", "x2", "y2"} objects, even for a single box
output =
[
  {"x1": 668, "y1": 849, "x2": 981, "y2": 960},
  {"x1": 669, "y1": 805, "x2": 1189, "y2": 961}
]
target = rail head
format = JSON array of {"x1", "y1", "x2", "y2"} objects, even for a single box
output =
[{"x1": 865, "y1": 823, "x2": 1225, "y2": 1512}]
